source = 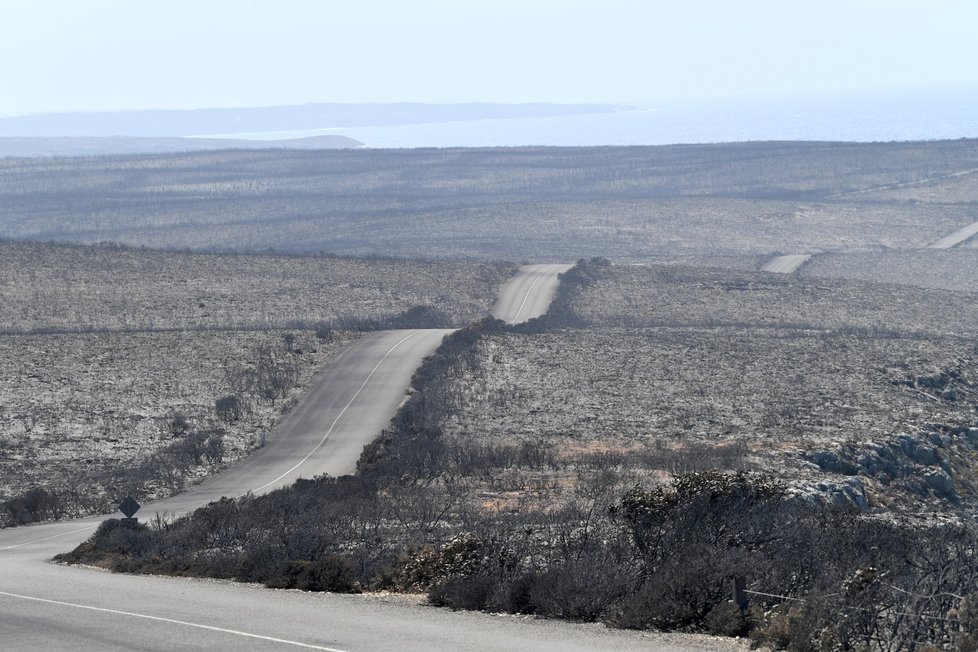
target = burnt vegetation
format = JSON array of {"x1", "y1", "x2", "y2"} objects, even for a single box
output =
[
  {"x1": 0, "y1": 240, "x2": 514, "y2": 334},
  {"x1": 0, "y1": 332, "x2": 322, "y2": 526},
  {"x1": 0, "y1": 239, "x2": 512, "y2": 526},
  {"x1": 61, "y1": 260, "x2": 978, "y2": 649},
  {"x1": 2, "y1": 140, "x2": 978, "y2": 260},
  {"x1": 15, "y1": 139, "x2": 978, "y2": 648}
]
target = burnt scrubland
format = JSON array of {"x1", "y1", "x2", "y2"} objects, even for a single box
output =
[
  {"x1": 61, "y1": 260, "x2": 978, "y2": 649},
  {"x1": 501, "y1": 261, "x2": 978, "y2": 510},
  {"x1": 800, "y1": 249, "x2": 978, "y2": 292},
  {"x1": 0, "y1": 329, "x2": 349, "y2": 525},
  {"x1": 17, "y1": 139, "x2": 978, "y2": 647},
  {"x1": 0, "y1": 240, "x2": 514, "y2": 333},
  {"x1": 1, "y1": 140, "x2": 977, "y2": 261},
  {"x1": 0, "y1": 241, "x2": 512, "y2": 525}
]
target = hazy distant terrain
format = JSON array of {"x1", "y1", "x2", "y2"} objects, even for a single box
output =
[
  {"x1": 1, "y1": 140, "x2": 977, "y2": 262},
  {"x1": 0, "y1": 135, "x2": 361, "y2": 158},
  {"x1": 0, "y1": 102, "x2": 625, "y2": 138}
]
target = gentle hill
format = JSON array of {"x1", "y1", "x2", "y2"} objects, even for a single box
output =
[{"x1": 0, "y1": 240, "x2": 514, "y2": 333}]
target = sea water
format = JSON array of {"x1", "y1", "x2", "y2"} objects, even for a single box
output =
[{"x1": 218, "y1": 85, "x2": 978, "y2": 149}]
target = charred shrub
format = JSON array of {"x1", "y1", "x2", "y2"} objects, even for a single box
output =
[
  {"x1": 398, "y1": 533, "x2": 485, "y2": 591},
  {"x1": 524, "y1": 561, "x2": 631, "y2": 621},
  {"x1": 429, "y1": 574, "x2": 498, "y2": 611},
  {"x1": 214, "y1": 395, "x2": 243, "y2": 423},
  {"x1": 1, "y1": 487, "x2": 64, "y2": 525},
  {"x1": 54, "y1": 518, "x2": 155, "y2": 567},
  {"x1": 612, "y1": 547, "x2": 748, "y2": 630},
  {"x1": 265, "y1": 555, "x2": 360, "y2": 593},
  {"x1": 704, "y1": 601, "x2": 751, "y2": 637}
]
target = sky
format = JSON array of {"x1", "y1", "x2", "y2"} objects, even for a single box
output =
[{"x1": 2, "y1": 0, "x2": 977, "y2": 116}]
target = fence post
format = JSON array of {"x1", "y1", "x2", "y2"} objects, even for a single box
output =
[{"x1": 732, "y1": 576, "x2": 749, "y2": 612}]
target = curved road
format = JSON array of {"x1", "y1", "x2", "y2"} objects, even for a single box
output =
[
  {"x1": 2, "y1": 266, "x2": 725, "y2": 652},
  {"x1": 491, "y1": 263, "x2": 574, "y2": 324}
]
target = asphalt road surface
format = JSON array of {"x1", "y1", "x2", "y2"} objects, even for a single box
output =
[
  {"x1": 928, "y1": 220, "x2": 978, "y2": 249},
  {"x1": 764, "y1": 218, "x2": 978, "y2": 272},
  {"x1": 4, "y1": 265, "x2": 740, "y2": 652},
  {"x1": 761, "y1": 254, "x2": 812, "y2": 274},
  {"x1": 491, "y1": 263, "x2": 574, "y2": 324}
]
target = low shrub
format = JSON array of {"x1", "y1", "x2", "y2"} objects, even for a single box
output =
[
  {"x1": 265, "y1": 556, "x2": 360, "y2": 593},
  {"x1": 428, "y1": 575, "x2": 498, "y2": 611}
]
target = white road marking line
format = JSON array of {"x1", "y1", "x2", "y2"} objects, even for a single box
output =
[
  {"x1": 251, "y1": 329, "x2": 423, "y2": 492},
  {"x1": 0, "y1": 525, "x2": 97, "y2": 552},
  {"x1": 0, "y1": 590, "x2": 349, "y2": 651}
]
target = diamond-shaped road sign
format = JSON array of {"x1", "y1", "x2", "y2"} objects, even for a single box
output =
[{"x1": 119, "y1": 496, "x2": 141, "y2": 518}]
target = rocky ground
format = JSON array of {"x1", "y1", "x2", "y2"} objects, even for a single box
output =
[{"x1": 447, "y1": 327, "x2": 978, "y2": 511}]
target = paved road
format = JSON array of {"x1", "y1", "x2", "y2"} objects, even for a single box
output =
[
  {"x1": 491, "y1": 263, "x2": 574, "y2": 324},
  {"x1": 6, "y1": 266, "x2": 724, "y2": 652},
  {"x1": 764, "y1": 218, "x2": 978, "y2": 272},
  {"x1": 761, "y1": 254, "x2": 812, "y2": 274},
  {"x1": 827, "y1": 166, "x2": 978, "y2": 198},
  {"x1": 928, "y1": 220, "x2": 978, "y2": 249},
  {"x1": 0, "y1": 558, "x2": 732, "y2": 651}
]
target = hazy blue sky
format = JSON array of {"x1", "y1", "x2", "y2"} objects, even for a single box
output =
[{"x1": 2, "y1": 0, "x2": 977, "y2": 115}]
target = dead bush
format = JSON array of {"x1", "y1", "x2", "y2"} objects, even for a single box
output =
[{"x1": 265, "y1": 556, "x2": 360, "y2": 593}]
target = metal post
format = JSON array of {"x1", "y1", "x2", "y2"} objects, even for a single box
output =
[{"x1": 732, "y1": 576, "x2": 748, "y2": 611}]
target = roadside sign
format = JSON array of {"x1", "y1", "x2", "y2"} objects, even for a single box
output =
[{"x1": 119, "y1": 496, "x2": 141, "y2": 518}]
